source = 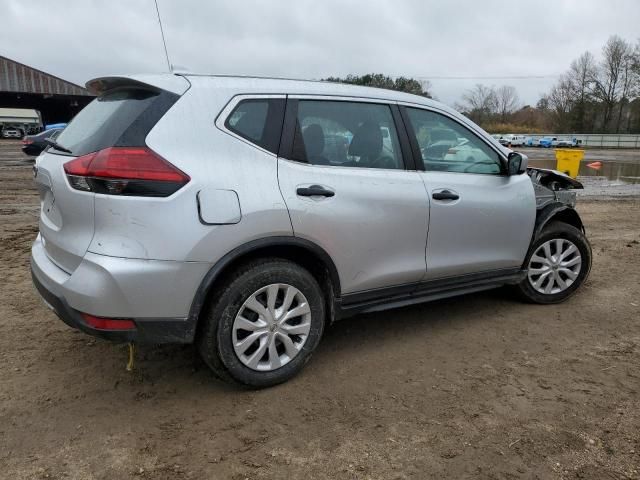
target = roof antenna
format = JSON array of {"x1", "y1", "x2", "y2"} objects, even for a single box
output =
[{"x1": 154, "y1": 0, "x2": 172, "y2": 72}]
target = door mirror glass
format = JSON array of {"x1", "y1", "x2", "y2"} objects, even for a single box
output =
[{"x1": 507, "y1": 151, "x2": 528, "y2": 175}]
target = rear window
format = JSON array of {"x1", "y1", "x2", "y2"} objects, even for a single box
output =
[
  {"x1": 53, "y1": 88, "x2": 175, "y2": 156},
  {"x1": 224, "y1": 99, "x2": 285, "y2": 154}
]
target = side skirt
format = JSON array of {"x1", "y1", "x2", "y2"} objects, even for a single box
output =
[{"x1": 336, "y1": 268, "x2": 526, "y2": 319}]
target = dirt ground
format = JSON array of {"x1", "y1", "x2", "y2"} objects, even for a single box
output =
[{"x1": 1, "y1": 140, "x2": 639, "y2": 479}]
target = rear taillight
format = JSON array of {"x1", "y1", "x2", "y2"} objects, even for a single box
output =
[
  {"x1": 63, "y1": 147, "x2": 190, "y2": 197},
  {"x1": 447, "y1": 148, "x2": 457, "y2": 155},
  {"x1": 22, "y1": 139, "x2": 33, "y2": 145}
]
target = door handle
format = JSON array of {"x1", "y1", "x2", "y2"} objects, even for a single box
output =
[
  {"x1": 296, "y1": 185, "x2": 335, "y2": 197},
  {"x1": 432, "y1": 190, "x2": 459, "y2": 201}
]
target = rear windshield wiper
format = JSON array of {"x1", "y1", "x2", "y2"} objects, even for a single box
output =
[{"x1": 45, "y1": 138, "x2": 73, "y2": 154}]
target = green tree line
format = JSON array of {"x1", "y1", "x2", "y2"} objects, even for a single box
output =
[{"x1": 325, "y1": 35, "x2": 640, "y2": 134}]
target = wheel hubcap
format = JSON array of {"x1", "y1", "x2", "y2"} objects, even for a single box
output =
[
  {"x1": 232, "y1": 283, "x2": 312, "y2": 371},
  {"x1": 527, "y1": 238, "x2": 582, "y2": 294}
]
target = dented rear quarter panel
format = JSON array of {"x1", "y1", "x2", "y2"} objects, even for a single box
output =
[{"x1": 87, "y1": 78, "x2": 293, "y2": 263}]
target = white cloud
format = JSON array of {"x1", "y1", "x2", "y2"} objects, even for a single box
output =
[{"x1": 1, "y1": 0, "x2": 638, "y2": 106}]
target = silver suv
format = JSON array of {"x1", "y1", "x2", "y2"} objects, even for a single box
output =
[{"x1": 31, "y1": 74, "x2": 591, "y2": 387}]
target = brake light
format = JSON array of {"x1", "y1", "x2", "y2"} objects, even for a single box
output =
[
  {"x1": 64, "y1": 147, "x2": 190, "y2": 196},
  {"x1": 22, "y1": 139, "x2": 33, "y2": 145},
  {"x1": 447, "y1": 149, "x2": 457, "y2": 155},
  {"x1": 81, "y1": 313, "x2": 136, "y2": 331}
]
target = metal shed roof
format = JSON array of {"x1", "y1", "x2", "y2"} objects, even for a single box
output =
[
  {"x1": 0, "y1": 55, "x2": 91, "y2": 96},
  {"x1": 0, "y1": 107, "x2": 40, "y2": 123}
]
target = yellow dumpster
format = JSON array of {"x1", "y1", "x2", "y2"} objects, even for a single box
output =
[{"x1": 555, "y1": 149, "x2": 584, "y2": 178}]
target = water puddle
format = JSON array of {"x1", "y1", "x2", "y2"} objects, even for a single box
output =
[{"x1": 528, "y1": 159, "x2": 640, "y2": 184}]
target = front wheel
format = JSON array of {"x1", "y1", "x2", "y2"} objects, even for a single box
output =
[
  {"x1": 516, "y1": 222, "x2": 592, "y2": 304},
  {"x1": 198, "y1": 259, "x2": 326, "y2": 388}
]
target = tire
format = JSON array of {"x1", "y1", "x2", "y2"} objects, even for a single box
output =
[
  {"x1": 516, "y1": 221, "x2": 592, "y2": 304},
  {"x1": 198, "y1": 258, "x2": 326, "y2": 388}
]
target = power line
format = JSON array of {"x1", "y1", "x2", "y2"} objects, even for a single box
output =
[
  {"x1": 154, "y1": 0, "x2": 171, "y2": 72},
  {"x1": 412, "y1": 74, "x2": 561, "y2": 81}
]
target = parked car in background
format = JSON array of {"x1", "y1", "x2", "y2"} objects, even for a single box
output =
[
  {"x1": 44, "y1": 123, "x2": 68, "y2": 131},
  {"x1": 1, "y1": 127, "x2": 23, "y2": 138},
  {"x1": 556, "y1": 137, "x2": 579, "y2": 147},
  {"x1": 538, "y1": 137, "x2": 558, "y2": 148},
  {"x1": 524, "y1": 137, "x2": 536, "y2": 147},
  {"x1": 21, "y1": 128, "x2": 63, "y2": 156},
  {"x1": 499, "y1": 134, "x2": 526, "y2": 147},
  {"x1": 31, "y1": 74, "x2": 592, "y2": 387}
]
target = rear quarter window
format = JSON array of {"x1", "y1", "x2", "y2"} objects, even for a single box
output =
[{"x1": 224, "y1": 98, "x2": 285, "y2": 154}]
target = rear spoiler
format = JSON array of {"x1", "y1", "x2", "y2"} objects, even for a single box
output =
[{"x1": 86, "y1": 74, "x2": 190, "y2": 96}]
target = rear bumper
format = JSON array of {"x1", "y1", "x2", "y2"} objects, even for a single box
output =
[{"x1": 30, "y1": 234, "x2": 211, "y2": 343}]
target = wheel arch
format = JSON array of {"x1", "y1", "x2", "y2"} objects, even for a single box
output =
[
  {"x1": 534, "y1": 203, "x2": 584, "y2": 238},
  {"x1": 188, "y1": 236, "x2": 341, "y2": 332}
]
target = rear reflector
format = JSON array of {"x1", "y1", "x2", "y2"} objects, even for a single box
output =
[
  {"x1": 81, "y1": 313, "x2": 136, "y2": 331},
  {"x1": 64, "y1": 147, "x2": 189, "y2": 197}
]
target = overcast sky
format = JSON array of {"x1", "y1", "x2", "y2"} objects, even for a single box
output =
[{"x1": 2, "y1": 0, "x2": 639, "y2": 106}]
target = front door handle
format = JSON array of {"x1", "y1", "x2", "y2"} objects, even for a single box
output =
[
  {"x1": 432, "y1": 190, "x2": 459, "y2": 201},
  {"x1": 296, "y1": 185, "x2": 335, "y2": 197}
]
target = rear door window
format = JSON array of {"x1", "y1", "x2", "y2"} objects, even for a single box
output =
[
  {"x1": 289, "y1": 100, "x2": 404, "y2": 170},
  {"x1": 225, "y1": 99, "x2": 285, "y2": 154}
]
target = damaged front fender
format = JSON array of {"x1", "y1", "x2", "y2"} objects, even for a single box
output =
[
  {"x1": 527, "y1": 167, "x2": 583, "y2": 209},
  {"x1": 527, "y1": 167, "x2": 585, "y2": 237}
]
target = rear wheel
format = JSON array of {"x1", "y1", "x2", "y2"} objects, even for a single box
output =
[
  {"x1": 516, "y1": 222, "x2": 591, "y2": 304},
  {"x1": 198, "y1": 259, "x2": 325, "y2": 388}
]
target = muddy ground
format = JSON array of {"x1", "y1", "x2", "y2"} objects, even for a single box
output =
[{"x1": 1, "y1": 140, "x2": 639, "y2": 479}]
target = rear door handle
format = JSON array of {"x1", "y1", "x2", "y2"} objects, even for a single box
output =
[
  {"x1": 296, "y1": 185, "x2": 335, "y2": 197},
  {"x1": 432, "y1": 190, "x2": 459, "y2": 201}
]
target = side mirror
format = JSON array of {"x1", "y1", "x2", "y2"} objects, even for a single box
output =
[{"x1": 507, "y1": 151, "x2": 528, "y2": 175}]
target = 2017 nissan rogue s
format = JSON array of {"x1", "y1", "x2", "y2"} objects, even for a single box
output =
[{"x1": 31, "y1": 74, "x2": 591, "y2": 387}]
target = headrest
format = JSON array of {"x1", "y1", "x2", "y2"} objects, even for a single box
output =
[
  {"x1": 303, "y1": 124, "x2": 325, "y2": 157},
  {"x1": 348, "y1": 121, "x2": 383, "y2": 159}
]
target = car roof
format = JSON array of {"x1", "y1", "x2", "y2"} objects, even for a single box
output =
[
  {"x1": 184, "y1": 73, "x2": 436, "y2": 104},
  {"x1": 87, "y1": 73, "x2": 448, "y2": 111},
  {"x1": 85, "y1": 73, "x2": 507, "y2": 154}
]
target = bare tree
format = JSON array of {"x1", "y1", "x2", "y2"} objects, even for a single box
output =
[
  {"x1": 614, "y1": 46, "x2": 639, "y2": 132},
  {"x1": 592, "y1": 36, "x2": 633, "y2": 131},
  {"x1": 548, "y1": 75, "x2": 574, "y2": 131},
  {"x1": 567, "y1": 51, "x2": 597, "y2": 131},
  {"x1": 494, "y1": 85, "x2": 520, "y2": 121},
  {"x1": 458, "y1": 84, "x2": 497, "y2": 123}
]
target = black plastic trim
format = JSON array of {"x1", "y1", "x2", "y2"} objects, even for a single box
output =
[
  {"x1": 399, "y1": 105, "x2": 425, "y2": 171},
  {"x1": 187, "y1": 236, "x2": 342, "y2": 327},
  {"x1": 278, "y1": 97, "x2": 298, "y2": 160},
  {"x1": 533, "y1": 203, "x2": 585, "y2": 239},
  {"x1": 391, "y1": 104, "x2": 417, "y2": 170},
  {"x1": 296, "y1": 185, "x2": 335, "y2": 197},
  {"x1": 338, "y1": 268, "x2": 525, "y2": 318},
  {"x1": 115, "y1": 89, "x2": 180, "y2": 148}
]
